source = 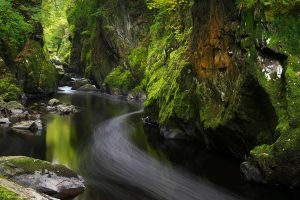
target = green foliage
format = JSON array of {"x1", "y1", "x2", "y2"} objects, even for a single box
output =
[
  {"x1": 42, "y1": 0, "x2": 73, "y2": 58},
  {"x1": 144, "y1": 1, "x2": 194, "y2": 124},
  {"x1": 236, "y1": 0, "x2": 300, "y2": 14},
  {"x1": 0, "y1": 59, "x2": 22, "y2": 101},
  {"x1": 146, "y1": 0, "x2": 192, "y2": 10},
  {"x1": 127, "y1": 47, "x2": 148, "y2": 84},
  {"x1": 104, "y1": 66, "x2": 135, "y2": 93},
  {"x1": 0, "y1": 80, "x2": 22, "y2": 102},
  {"x1": 0, "y1": 186, "x2": 22, "y2": 200},
  {"x1": 0, "y1": 0, "x2": 32, "y2": 57}
]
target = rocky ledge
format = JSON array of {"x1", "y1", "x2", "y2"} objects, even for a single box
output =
[{"x1": 0, "y1": 156, "x2": 85, "y2": 199}]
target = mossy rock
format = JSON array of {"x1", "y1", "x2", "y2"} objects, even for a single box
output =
[
  {"x1": 0, "y1": 185, "x2": 24, "y2": 200},
  {"x1": 0, "y1": 157, "x2": 77, "y2": 178},
  {"x1": 15, "y1": 40, "x2": 58, "y2": 95},
  {"x1": 0, "y1": 57, "x2": 22, "y2": 101},
  {"x1": 0, "y1": 156, "x2": 84, "y2": 199}
]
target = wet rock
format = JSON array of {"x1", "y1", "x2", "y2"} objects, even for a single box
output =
[
  {"x1": 9, "y1": 112, "x2": 29, "y2": 124},
  {"x1": 56, "y1": 104, "x2": 77, "y2": 115},
  {"x1": 71, "y1": 79, "x2": 90, "y2": 90},
  {"x1": 58, "y1": 73, "x2": 73, "y2": 86},
  {"x1": 55, "y1": 65, "x2": 65, "y2": 75},
  {"x1": 0, "y1": 156, "x2": 85, "y2": 199},
  {"x1": 47, "y1": 104, "x2": 77, "y2": 115},
  {"x1": 160, "y1": 126, "x2": 193, "y2": 140},
  {"x1": 77, "y1": 84, "x2": 98, "y2": 92},
  {"x1": 12, "y1": 121, "x2": 38, "y2": 131},
  {"x1": 110, "y1": 88, "x2": 122, "y2": 96},
  {"x1": 127, "y1": 93, "x2": 135, "y2": 101},
  {"x1": 48, "y1": 98, "x2": 61, "y2": 107},
  {"x1": 240, "y1": 161, "x2": 264, "y2": 183},
  {"x1": 0, "y1": 118, "x2": 11, "y2": 127},
  {"x1": 127, "y1": 92, "x2": 147, "y2": 102}
]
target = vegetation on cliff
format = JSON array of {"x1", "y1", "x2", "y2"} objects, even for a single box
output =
[{"x1": 1, "y1": 0, "x2": 300, "y2": 191}]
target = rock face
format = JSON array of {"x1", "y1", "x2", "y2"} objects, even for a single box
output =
[
  {"x1": 67, "y1": 0, "x2": 300, "y2": 188},
  {"x1": 68, "y1": 0, "x2": 151, "y2": 88},
  {"x1": 15, "y1": 40, "x2": 58, "y2": 96},
  {"x1": 0, "y1": 156, "x2": 85, "y2": 199}
]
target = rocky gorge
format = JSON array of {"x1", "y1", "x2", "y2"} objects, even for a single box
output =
[{"x1": 0, "y1": 0, "x2": 300, "y2": 199}]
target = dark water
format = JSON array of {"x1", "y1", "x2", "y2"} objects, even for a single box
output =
[{"x1": 0, "y1": 89, "x2": 299, "y2": 200}]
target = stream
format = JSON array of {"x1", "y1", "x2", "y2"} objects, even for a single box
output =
[{"x1": 0, "y1": 88, "x2": 299, "y2": 200}]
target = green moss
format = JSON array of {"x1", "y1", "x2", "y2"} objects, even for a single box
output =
[
  {"x1": 250, "y1": 127, "x2": 300, "y2": 185},
  {"x1": 127, "y1": 47, "x2": 148, "y2": 83},
  {"x1": 0, "y1": 0, "x2": 33, "y2": 59},
  {"x1": 0, "y1": 156, "x2": 77, "y2": 178},
  {"x1": 15, "y1": 40, "x2": 57, "y2": 94},
  {"x1": 0, "y1": 186, "x2": 23, "y2": 200},
  {"x1": 104, "y1": 66, "x2": 135, "y2": 94},
  {"x1": 0, "y1": 58, "x2": 22, "y2": 101}
]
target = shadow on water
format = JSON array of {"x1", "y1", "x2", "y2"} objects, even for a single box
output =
[{"x1": 0, "y1": 90, "x2": 299, "y2": 200}]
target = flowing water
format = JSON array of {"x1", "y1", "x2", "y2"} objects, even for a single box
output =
[{"x1": 0, "y1": 89, "x2": 299, "y2": 200}]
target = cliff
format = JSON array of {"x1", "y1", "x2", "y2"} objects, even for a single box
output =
[{"x1": 3, "y1": 0, "x2": 298, "y2": 188}]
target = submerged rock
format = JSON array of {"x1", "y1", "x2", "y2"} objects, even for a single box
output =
[
  {"x1": 0, "y1": 156, "x2": 85, "y2": 199},
  {"x1": 77, "y1": 84, "x2": 98, "y2": 92},
  {"x1": 240, "y1": 161, "x2": 264, "y2": 183}
]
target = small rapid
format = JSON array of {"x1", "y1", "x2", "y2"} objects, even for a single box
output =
[{"x1": 85, "y1": 110, "x2": 243, "y2": 200}]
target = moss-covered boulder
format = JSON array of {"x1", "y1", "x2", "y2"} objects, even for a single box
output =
[
  {"x1": 15, "y1": 40, "x2": 58, "y2": 96},
  {"x1": 0, "y1": 156, "x2": 85, "y2": 199}
]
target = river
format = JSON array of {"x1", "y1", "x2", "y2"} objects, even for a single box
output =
[{"x1": 0, "y1": 89, "x2": 299, "y2": 200}]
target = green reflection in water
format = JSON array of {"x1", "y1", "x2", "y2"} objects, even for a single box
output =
[
  {"x1": 46, "y1": 115, "x2": 78, "y2": 170},
  {"x1": 131, "y1": 126, "x2": 169, "y2": 164}
]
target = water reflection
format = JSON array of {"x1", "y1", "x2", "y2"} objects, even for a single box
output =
[
  {"x1": 0, "y1": 91, "x2": 299, "y2": 200},
  {"x1": 46, "y1": 115, "x2": 78, "y2": 169}
]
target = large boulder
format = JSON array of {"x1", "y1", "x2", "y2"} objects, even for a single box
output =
[
  {"x1": 77, "y1": 84, "x2": 98, "y2": 92},
  {"x1": 0, "y1": 156, "x2": 85, "y2": 199},
  {"x1": 71, "y1": 79, "x2": 90, "y2": 90},
  {"x1": 15, "y1": 40, "x2": 58, "y2": 96}
]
